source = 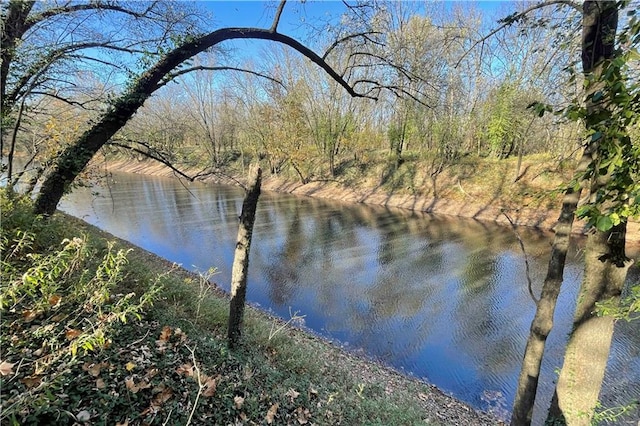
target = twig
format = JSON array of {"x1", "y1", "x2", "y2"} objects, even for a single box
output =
[
  {"x1": 185, "y1": 345, "x2": 204, "y2": 426},
  {"x1": 162, "y1": 408, "x2": 173, "y2": 426},
  {"x1": 269, "y1": 307, "x2": 306, "y2": 341},
  {"x1": 130, "y1": 329, "x2": 151, "y2": 346},
  {"x1": 455, "y1": 0, "x2": 581, "y2": 68}
]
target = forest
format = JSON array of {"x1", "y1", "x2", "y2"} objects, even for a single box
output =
[{"x1": 1, "y1": 1, "x2": 639, "y2": 425}]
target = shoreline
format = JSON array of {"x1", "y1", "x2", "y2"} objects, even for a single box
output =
[{"x1": 97, "y1": 156, "x2": 640, "y2": 245}]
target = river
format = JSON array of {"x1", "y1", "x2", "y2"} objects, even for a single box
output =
[{"x1": 58, "y1": 171, "x2": 640, "y2": 424}]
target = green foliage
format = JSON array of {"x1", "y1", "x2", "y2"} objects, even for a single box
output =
[
  {"x1": 483, "y1": 81, "x2": 531, "y2": 159},
  {"x1": 534, "y1": 15, "x2": 640, "y2": 232},
  {"x1": 596, "y1": 283, "x2": 640, "y2": 322},
  {"x1": 574, "y1": 55, "x2": 640, "y2": 231},
  {"x1": 592, "y1": 399, "x2": 640, "y2": 424},
  {"x1": 0, "y1": 189, "x2": 161, "y2": 424}
]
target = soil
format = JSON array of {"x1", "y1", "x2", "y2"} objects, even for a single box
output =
[{"x1": 97, "y1": 156, "x2": 640, "y2": 244}]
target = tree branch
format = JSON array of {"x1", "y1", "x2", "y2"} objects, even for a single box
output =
[
  {"x1": 455, "y1": 0, "x2": 582, "y2": 68},
  {"x1": 6, "y1": 41, "x2": 146, "y2": 108},
  {"x1": 162, "y1": 65, "x2": 286, "y2": 90},
  {"x1": 25, "y1": 2, "x2": 153, "y2": 32},
  {"x1": 322, "y1": 31, "x2": 384, "y2": 60},
  {"x1": 270, "y1": 0, "x2": 287, "y2": 33},
  {"x1": 107, "y1": 140, "x2": 196, "y2": 182}
]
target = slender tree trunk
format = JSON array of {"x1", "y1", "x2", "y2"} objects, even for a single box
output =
[
  {"x1": 228, "y1": 165, "x2": 262, "y2": 348},
  {"x1": 510, "y1": 179, "x2": 581, "y2": 426},
  {"x1": 511, "y1": 2, "x2": 621, "y2": 424},
  {"x1": 547, "y1": 223, "x2": 632, "y2": 425}
]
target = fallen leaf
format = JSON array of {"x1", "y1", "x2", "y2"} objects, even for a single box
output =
[
  {"x1": 124, "y1": 377, "x2": 137, "y2": 393},
  {"x1": 286, "y1": 388, "x2": 300, "y2": 402},
  {"x1": 175, "y1": 363, "x2": 194, "y2": 377},
  {"x1": 51, "y1": 313, "x2": 66, "y2": 322},
  {"x1": 265, "y1": 402, "x2": 279, "y2": 424},
  {"x1": 153, "y1": 387, "x2": 173, "y2": 406},
  {"x1": 203, "y1": 377, "x2": 217, "y2": 397},
  {"x1": 159, "y1": 326, "x2": 172, "y2": 342},
  {"x1": 174, "y1": 327, "x2": 187, "y2": 341},
  {"x1": 86, "y1": 362, "x2": 107, "y2": 377},
  {"x1": 65, "y1": 329, "x2": 81, "y2": 340},
  {"x1": 115, "y1": 420, "x2": 129, "y2": 426},
  {"x1": 155, "y1": 340, "x2": 167, "y2": 353},
  {"x1": 125, "y1": 377, "x2": 150, "y2": 393},
  {"x1": 95, "y1": 378, "x2": 106, "y2": 389},
  {"x1": 22, "y1": 310, "x2": 37, "y2": 322},
  {"x1": 21, "y1": 375, "x2": 42, "y2": 388},
  {"x1": 234, "y1": 395, "x2": 245, "y2": 409},
  {"x1": 48, "y1": 294, "x2": 62, "y2": 306},
  {"x1": 145, "y1": 368, "x2": 158, "y2": 379},
  {"x1": 0, "y1": 360, "x2": 14, "y2": 376},
  {"x1": 125, "y1": 361, "x2": 136, "y2": 372},
  {"x1": 295, "y1": 407, "x2": 311, "y2": 424}
]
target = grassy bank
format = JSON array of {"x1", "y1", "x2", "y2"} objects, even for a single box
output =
[{"x1": 0, "y1": 189, "x2": 501, "y2": 425}]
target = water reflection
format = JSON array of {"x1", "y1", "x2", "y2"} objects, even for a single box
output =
[{"x1": 59, "y1": 172, "x2": 639, "y2": 424}]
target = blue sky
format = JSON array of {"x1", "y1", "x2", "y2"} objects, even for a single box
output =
[
  {"x1": 201, "y1": 1, "x2": 515, "y2": 34},
  {"x1": 194, "y1": 1, "x2": 518, "y2": 67}
]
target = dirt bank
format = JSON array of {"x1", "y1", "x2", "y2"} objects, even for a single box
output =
[{"x1": 97, "y1": 157, "x2": 639, "y2": 245}]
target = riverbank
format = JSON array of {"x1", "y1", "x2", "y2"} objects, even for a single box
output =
[
  {"x1": 1, "y1": 189, "x2": 503, "y2": 425},
  {"x1": 98, "y1": 155, "x2": 640, "y2": 244}
]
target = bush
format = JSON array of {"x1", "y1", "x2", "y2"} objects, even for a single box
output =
[{"x1": 0, "y1": 189, "x2": 161, "y2": 424}]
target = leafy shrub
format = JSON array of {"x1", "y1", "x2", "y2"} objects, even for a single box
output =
[{"x1": 0, "y1": 189, "x2": 161, "y2": 424}]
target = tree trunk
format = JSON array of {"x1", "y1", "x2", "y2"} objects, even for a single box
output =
[
  {"x1": 544, "y1": 2, "x2": 632, "y2": 424},
  {"x1": 511, "y1": 2, "x2": 620, "y2": 424},
  {"x1": 1, "y1": 0, "x2": 36, "y2": 117},
  {"x1": 546, "y1": 224, "x2": 632, "y2": 425},
  {"x1": 227, "y1": 165, "x2": 262, "y2": 348},
  {"x1": 510, "y1": 185, "x2": 580, "y2": 426}
]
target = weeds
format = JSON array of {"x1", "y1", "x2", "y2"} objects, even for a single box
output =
[{"x1": 268, "y1": 307, "x2": 306, "y2": 341}]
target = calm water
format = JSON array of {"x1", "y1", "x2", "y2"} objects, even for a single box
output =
[{"x1": 58, "y1": 172, "x2": 640, "y2": 424}]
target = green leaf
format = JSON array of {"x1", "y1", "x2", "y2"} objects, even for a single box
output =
[{"x1": 596, "y1": 215, "x2": 614, "y2": 232}]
